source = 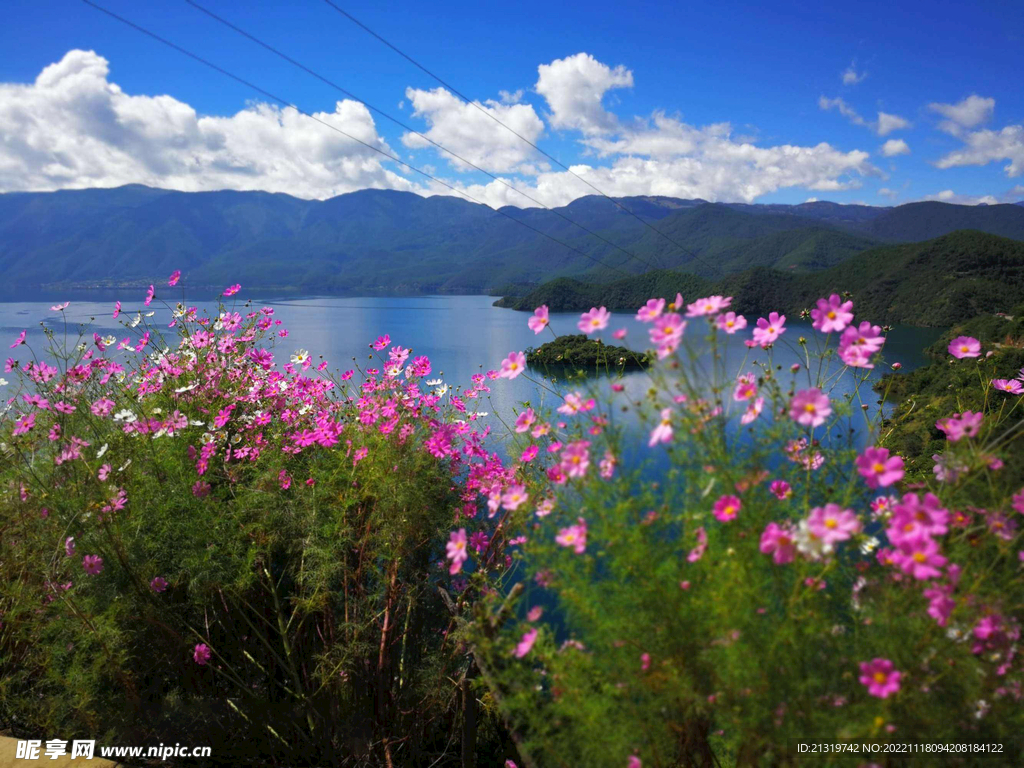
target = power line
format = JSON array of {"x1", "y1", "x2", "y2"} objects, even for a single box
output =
[
  {"x1": 184, "y1": 0, "x2": 662, "y2": 274},
  {"x1": 80, "y1": 0, "x2": 638, "y2": 281},
  {"x1": 322, "y1": 0, "x2": 719, "y2": 275}
]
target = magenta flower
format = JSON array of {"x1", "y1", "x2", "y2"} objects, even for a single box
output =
[
  {"x1": 82, "y1": 554, "x2": 103, "y2": 575},
  {"x1": 521, "y1": 445, "x2": 539, "y2": 462},
  {"x1": 807, "y1": 503, "x2": 860, "y2": 544},
  {"x1": 948, "y1": 336, "x2": 981, "y2": 358},
  {"x1": 144, "y1": 284, "x2": 155, "y2": 306},
  {"x1": 858, "y1": 658, "x2": 902, "y2": 698},
  {"x1": 752, "y1": 312, "x2": 786, "y2": 347},
  {"x1": 513, "y1": 628, "x2": 538, "y2": 658},
  {"x1": 193, "y1": 643, "x2": 212, "y2": 665},
  {"x1": 578, "y1": 306, "x2": 611, "y2": 334},
  {"x1": 50, "y1": 301, "x2": 70, "y2": 312},
  {"x1": 712, "y1": 495, "x2": 741, "y2": 523},
  {"x1": 769, "y1": 480, "x2": 792, "y2": 500},
  {"x1": 686, "y1": 526, "x2": 708, "y2": 562},
  {"x1": 446, "y1": 529, "x2": 469, "y2": 575},
  {"x1": 636, "y1": 298, "x2": 665, "y2": 323},
  {"x1": 168, "y1": 269, "x2": 181, "y2": 286},
  {"x1": 514, "y1": 408, "x2": 536, "y2": 433},
  {"x1": 628, "y1": 758, "x2": 642, "y2": 768},
  {"x1": 560, "y1": 440, "x2": 591, "y2": 478},
  {"x1": 648, "y1": 408, "x2": 674, "y2": 447},
  {"x1": 891, "y1": 536, "x2": 947, "y2": 580},
  {"x1": 811, "y1": 294, "x2": 854, "y2": 333},
  {"x1": 924, "y1": 583, "x2": 955, "y2": 627},
  {"x1": 716, "y1": 311, "x2": 747, "y2": 334},
  {"x1": 10, "y1": 330, "x2": 26, "y2": 348},
  {"x1": 789, "y1": 388, "x2": 831, "y2": 428},
  {"x1": 887, "y1": 492, "x2": 949, "y2": 544},
  {"x1": 760, "y1": 522, "x2": 796, "y2": 564},
  {"x1": 150, "y1": 576, "x2": 168, "y2": 592},
  {"x1": 612, "y1": 327, "x2": 627, "y2": 339},
  {"x1": 733, "y1": 373, "x2": 757, "y2": 402},
  {"x1": 223, "y1": 283, "x2": 241, "y2": 297},
  {"x1": 1013, "y1": 489, "x2": 1024, "y2": 515},
  {"x1": 528, "y1": 305, "x2": 550, "y2": 334},
  {"x1": 65, "y1": 537, "x2": 75, "y2": 557},
  {"x1": 499, "y1": 351, "x2": 527, "y2": 380},
  {"x1": 856, "y1": 447, "x2": 904, "y2": 489},
  {"x1": 556, "y1": 518, "x2": 588, "y2": 554},
  {"x1": 992, "y1": 378, "x2": 1023, "y2": 395},
  {"x1": 112, "y1": 301, "x2": 121, "y2": 319},
  {"x1": 740, "y1": 397, "x2": 764, "y2": 425},
  {"x1": 936, "y1": 410, "x2": 983, "y2": 442}
]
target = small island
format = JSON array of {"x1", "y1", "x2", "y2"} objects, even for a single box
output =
[{"x1": 526, "y1": 334, "x2": 650, "y2": 372}]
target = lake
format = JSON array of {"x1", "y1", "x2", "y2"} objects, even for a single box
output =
[{"x1": 1, "y1": 292, "x2": 943, "y2": 451}]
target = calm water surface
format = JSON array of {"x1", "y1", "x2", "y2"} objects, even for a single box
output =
[{"x1": 1, "y1": 292, "x2": 942, "y2": 451}]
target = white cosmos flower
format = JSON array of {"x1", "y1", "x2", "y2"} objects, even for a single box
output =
[
  {"x1": 291, "y1": 349, "x2": 310, "y2": 365},
  {"x1": 101, "y1": 335, "x2": 117, "y2": 347},
  {"x1": 793, "y1": 519, "x2": 834, "y2": 561},
  {"x1": 128, "y1": 313, "x2": 142, "y2": 328},
  {"x1": 118, "y1": 459, "x2": 132, "y2": 472},
  {"x1": 189, "y1": 419, "x2": 205, "y2": 426},
  {"x1": 0, "y1": 377, "x2": 7, "y2": 387},
  {"x1": 858, "y1": 535, "x2": 880, "y2": 555},
  {"x1": 433, "y1": 384, "x2": 449, "y2": 397},
  {"x1": 113, "y1": 409, "x2": 137, "y2": 423},
  {"x1": 144, "y1": 311, "x2": 155, "y2": 317},
  {"x1": 96, "y1": 443, "x2": 109, "y2": 459},
  {"x1": 425, "y1": 378, "x2": 443, "y2": 387},
  {"x1": 175, "y1": 383, "x2": 198, "y2": 393}
]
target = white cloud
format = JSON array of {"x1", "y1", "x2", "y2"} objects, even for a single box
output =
[
  {"x1": 841, "y1": 62, "x2": 867, "y2": 85},
  {"x1": 401, "y1": 87, "x2": 545, "y2": 173},
  {"x1": 535, "y1": 53, "x2": 633, "y2": 135},
  {"x1": 818, "y1": 97, "x2": 910, "y2": 136},
  {"x1": 0, "y1": 50, "x2": 416, "y2": 198},
  {"x1": 928, "y1": 94, "x2": 995, "y2": 133},
  {"x1": 804, "y1": 197, "x2": 819, "y2": 202},
  {"x1": 429, "y1": 116, "x2": 876, "y2": 207},
  {"x1": 498, "y1": 89, "x2": 524, "y2": 105},
  {"x1": 880, "y1": 138, "x2": 910, "y2": 157},
  {"x1": 922, "y1": 189, "x2": 999, "y2": 205},
  {"x1": 1007, "y1": 184, "x2": 1024, "y2": 201},
  {"x1": 935, "y1": 124, "x2": 1024, "y2": 177},
  {"x1": 877, "y1": 187, "x2": 898, "y2": 199},
  {"x1": 876, "y1": 112, "x2": 911, "y2": 136}
]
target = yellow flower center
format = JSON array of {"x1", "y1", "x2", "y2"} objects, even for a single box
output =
[
  {"x1": 874, "y1": 671, "x2": 887, "y2": 684},
  {"x1": 873, "y1": 463, "x2": 885, "y2": 473},
  {"x1": 913, "y1": 552, "x2": 926, "y2": 563},
  {"x1": 827, "y1": 311, "x2": 836, "y2": 319},
  {"x1": 825, "y1": 518, "x2": 837, "y2": 529},
  {"x1": 804, "y1": 403, "x2": 816, "y2": 413}
]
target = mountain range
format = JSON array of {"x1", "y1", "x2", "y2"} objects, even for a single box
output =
[{"x1": 1, "y1": 185, "x2": 1024, "y2": 293}]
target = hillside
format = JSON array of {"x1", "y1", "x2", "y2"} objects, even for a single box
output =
[
  {"x1": 2, "y1": 186, "x2": 1024, "y2": 294},
  {"x1": 499, "y1": 230, "x2": 1024, "y2": 326}
]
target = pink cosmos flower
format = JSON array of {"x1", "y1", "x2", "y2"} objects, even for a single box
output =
[
  {"x1": 770, "y1": 480, "x2": 792, "y2": 500},
  {"x1": 499, "y1": 351, "x2": 527, "y2": 380},
  {"x1": 151, "y1": 576, "x2": 168, "y2": 592},
  {"x1": 807, "y1": 503, "x2": 860, "y2": 544},
  {"x1": 168, "y1": 269, "x2": 181, "y2": 287},
  {"x1": 515, "y1": 408, "x2": 536, "y2": 432},
  {"x1": 648, "y1": 408, "x2": 673, "y2": 447},
  {"x1": 733, "y1": 373, "x2": 757, "y2": 401},
  {"x1": 858, "y1": 658, "x2": 901, "y2": 698},
  {"x1": 82, "y1": 555, "x2": 103, "y2": 575},
  {"x1": 636, "y1": 298, "x2": 665, "y2": 323},
  {"x1": 856, "y1": 447, "x2": 905, "y2": 489},
  {"x1": 144, "y1": 284, "x2": 155, "y2": 306},
  {"x1": 628, "y1": 757, "x2": 642, "y2": 768},
  {"x1": 712, "y1": 495, "x2": 741, "y2": 523},
  {"x1": 686, "y1": 526, "x2": 708, "y2": 562},
  {"x1": 760, "y1": 522, "x2": 796, "y2": 564},
  {"x1": 50, "y1": 301, "x2": 70, "y2": 312},
  {"x1": 613, "y1": 328, "x2": 627, "y2": 340},
  {"x1": 521, "y1": 445, "x2": 539, "y2": 462},
  {"x1": 740, "y1": 397, "x2": 764, "y2": 425},
  {"x1": 513, "y1": 628, "x2": 538, "y2": 658},
  {"x1": 948, "y1": 336, "x2": 981, "y2": 359},
  {"x1": 10, "y1": 330, "x2": 26, "y2": 348},
  {"x1": 752, "y1": 312, "x2": 786, "y2": 348},
  {"x1": 716, "y1": 312, "x2": 747, "y2": 334},
  {"x1": 887, "y1": 493, "x2": 949, "y2": 544},
  {"x1": 502, "y1": 484, "x2": 529, "y2": 511},
  {"x1": 1013, "y1": 489, "x2": 1024, "y2": 515},
  {"x1": 528, "y1": 305, "x2": 550, "y2": 334},
  {"x1": 789, "y1": 388, "x2": 831, "y2": 428},
  {"x1": 992, "y1": 378, "x2": 1023, "y2": 395},
  {"x1": 599, "y1": 450, "x2": 617, "y2": 479},
  {"x1": 578, "y1": 306, "x2": 611, "y2": 334},
  {"x1": 223, "y1": 283, "x2": 241, "y2": 297},
  {"x1": 936, "y1": 411, "x2": 983, "y2": 442},
  {"x1": 112, "y1": 300, "x2": 121, "y2": 319},
  {"x1": 560, "y1": 440, "x2": 591, "y2": 478},
  {"x1": 924, "y1": 582, "x2": 955, "y2": 627},
  {"x1": 810, "y1": 294, "x2": 854, "y2": 333},
  {"x1": 556, "y1": 518, "x2": 588, "y2": 554},
  {"x1": 891, "y1": 536, "x2": 947, "y2": 580},
  {"x1": 446, "y1": 529, "x2": 468, "y2": 575},
  {"x1": 65, "y1": 537, "x2": 75, "y2": 557},
  {"x1": 193, "y1": 643, "x2": 212, "y2": 665},
  {"x1": 649, "y1": 313, "x2": 686, "y2": 349},
  {"x1": 686, "y1": 295, "x2": 731, "y2": 317}
]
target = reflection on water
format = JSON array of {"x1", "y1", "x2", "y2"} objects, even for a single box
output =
[{"x1": 1, "y1": 292, "x2": 943, "y2": 452}]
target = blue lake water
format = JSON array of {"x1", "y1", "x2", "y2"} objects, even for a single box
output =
[{"x1": 1, "y1": 292, "x2": 942, "y2": 452}]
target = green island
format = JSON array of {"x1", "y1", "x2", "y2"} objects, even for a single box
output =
[{"x1": 526, "y1": 333, "x2": 650, "y2": 372}]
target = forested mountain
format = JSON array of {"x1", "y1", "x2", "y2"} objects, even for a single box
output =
[
  {"x1": 1, "y1": 185, "x2": 1023, "y2": 293},
  {"x1": 499, "y1": 230, "x2": 1024, "y2": 327}
]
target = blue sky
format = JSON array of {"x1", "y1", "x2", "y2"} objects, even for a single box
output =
[{"x1": 1, "y1": 0, "x2": 1022, "y2": 207}]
